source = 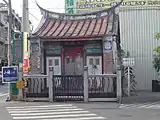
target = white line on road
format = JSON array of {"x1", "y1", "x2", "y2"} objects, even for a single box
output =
[
  {"x1": 137, "y1": 102, "x2": 160, "y2": 108},
  {"x1": 13, "y1": 113, "x2": 97, "y2": 119},
  {"x1": 40, "y1": 116, "x2": 106, "y2": 120},
  {"x1": 8, "y1": 108, "x2": 84, "y2": 114},
  {"x1": 119, "y1": 104, "x2": 135, "y2": 108},
  {"x1": 7, "y1": 104, "x2": 107, "y2": 120},
  {"x1": 120, "y1": 101, "x2": 160, "y2": 109},
  {"x1": 0, "y1": 93, "x2": 8, "y2": 97},
  {"x1": 11, "y1": 110, "x2": 90, "y2": 116},
  {"x1": 7, "y1": 106, "x2": 78, "y2": 111},
  {"x1": 6, "y1": 104, "x2": 73, "y2": 109}
]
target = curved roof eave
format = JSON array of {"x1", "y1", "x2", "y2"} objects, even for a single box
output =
[
  {"x1": 31, "y1": 0, "x2": 122, "y2": 39},
  {"x1": 35, "y1": 0, "x2": 122, "y2": 19}
]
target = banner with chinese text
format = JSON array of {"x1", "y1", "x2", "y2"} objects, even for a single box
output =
[
  {"x1": 77, "y1": 0, "x2": 160, "y2": 12},
  {"x1": 12, "y1": 32, "x2": 23, "y2": 65}
]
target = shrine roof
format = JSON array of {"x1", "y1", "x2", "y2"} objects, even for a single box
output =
[{"x1": 30, "y1": 2, "x2": 121, "y2": 41}]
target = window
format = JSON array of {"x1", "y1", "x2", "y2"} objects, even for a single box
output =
[
  {"x1": 66, "y1": 57, "x2": 70, "y2": 64},
  {"x1": 95, "y1": 58, "x2": 100, "y2": 65},
  {"x1": 89, "y1": 58, "x2": 93, "y2": 65},
  {"x1": 55, "y1": 59, "x2": 59, "y2": 66},
  {"x1": 48, "y1": 59, "x2": 53, "y2": 66}
]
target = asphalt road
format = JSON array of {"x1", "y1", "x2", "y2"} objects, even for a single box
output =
[
  {"x1": 0, "y1": 87, "x2": 160, "y2": 120},
  {"x1": 74, "y1": 102, "x2": 160, "y2": 120},
  {"x1": 0, "y1": 84, "x2": 12, "y2": 120},
  {"x1": 1, "y1": 101, "x2": 160, "y2": 120}
]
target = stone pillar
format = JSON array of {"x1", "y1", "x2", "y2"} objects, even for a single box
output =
[
  {"x1": 103, "y1": 36, "x2": 114, "y2": 92},
  {"x1": 102, "y1": 36, "x2": 114, "y2": 74},
  {"x1": 83, "y1": 66, "x2": 88, "y2": 103},
  {"x1": 30, "y1": 39, "x2": 41, "y2": 74},
  {"x1": 48, "y1": 66, "x2": 53, "y2": 102}
]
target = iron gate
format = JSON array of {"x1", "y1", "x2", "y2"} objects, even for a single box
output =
[
  {"x1": 52, "y1": 75, "x2": 84, "y2": 101},
  {"x1": 88, "y1": 75, "x2": 117, "y2": 99}
]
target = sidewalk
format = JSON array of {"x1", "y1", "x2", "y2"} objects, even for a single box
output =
[{"x1": 122, "y1": 90, "x2": 160, "y2": 103}]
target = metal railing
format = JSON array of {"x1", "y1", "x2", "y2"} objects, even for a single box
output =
[
  {"x1": 23, "y1": 74, "x2": 49, "y2": 98},
  {"x1": 52, "y1": 75, "x2": 84, "y2": 101},
  {"x1": 88, "y1": 74, "x2": 117, "y2": 98}
]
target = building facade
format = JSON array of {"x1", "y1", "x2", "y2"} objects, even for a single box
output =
[
  {"x1": 29, "y1": 3, "x2": 120, "y2": 79},
  {"x1": 119, "y1": 7, "x2": 160, "y2": 90},
  {"x1": 0, "y1": 4, "x2": 22, "y2": 66},
  {"x1": 67, "y1": 0, "x2": 160, "y2": 90}
]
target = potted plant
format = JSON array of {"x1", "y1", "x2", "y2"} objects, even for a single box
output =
[{"x1": 152, "y1": 33, "x2": 160, "y2": 92}]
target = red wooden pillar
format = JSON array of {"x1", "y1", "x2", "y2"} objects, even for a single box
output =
[{"x1": 103, "y1": 37, "x2": 114, "y2": 74}]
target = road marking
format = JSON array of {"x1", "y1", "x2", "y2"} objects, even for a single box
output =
[
  {"x1": 6, "y1": 104, "x2": 107, "y2": 120},
  {"x1": 6, "y1": 104, "x2": 73, "y2": 109},
  {"x1": 11, "y1": 110, "x2": 90, "y2": 116},
  {"x1": 120, "y1": 101, "x2": 160, "y2": 109},
  {"x1": 145, "y1": 104, "x2": 158, "y2": 108},
  {"x1": 0, "y1": 93, "x2": 8, "y2": 97},
  {"x1": 8, "y1": 108, "x2": 84, "y2": 114},
  {"x1": 40, "y1": 117, "x2": 106, "y2": 120},
  {"x1": 137, "y1": 102, "x2": 160, "y2": 108},
  {"x1": 7, "y1": 106, "x2": 78, "y2": 111},
  {"x1": 13, "y1": 113, "x2": 97, "y2": 119},
  {"x1": 119, "y1": 104, "x2": 135, "y2": 108}
]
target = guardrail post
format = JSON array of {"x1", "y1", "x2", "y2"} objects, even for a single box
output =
[
  {"x1": 84, "y1": 66, "x2": 88, "y2": 103},
  {"x1": 48, "y1": 66, "x2": 54, "y2": 102}
]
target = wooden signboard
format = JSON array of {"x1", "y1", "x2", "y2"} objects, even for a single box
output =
[{"x1": 46, "y1": 48, "x2": 61, "y2": 55}]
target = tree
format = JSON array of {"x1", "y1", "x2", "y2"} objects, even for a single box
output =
[{"x1": 153, "y1": 33, "x2": 160, "y2": 73}]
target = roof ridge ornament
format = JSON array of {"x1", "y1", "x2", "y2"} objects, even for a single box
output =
[{"x1": 36, "y1": 0, "x2": 123, "y2": 20}]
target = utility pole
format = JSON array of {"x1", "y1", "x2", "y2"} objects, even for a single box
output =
[
  {"x1": 22, "y1": 0, "x2": 29, "y2": 62},
  {"x1": 8, "y1": 0, "x2": 12, "y2": 66},
  {"x1": 18, "y1": 0, "x2": 29, "y2": 100},
  {"x1": 22, "y1": 0, "x2": 29, "y2": 33}
]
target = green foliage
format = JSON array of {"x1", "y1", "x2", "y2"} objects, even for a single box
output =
[
  {"x1": 154, "y1": 46, "x2": 160, "y2": 55},
  {"x1": 153, "y1": 33, "x2": 160, "y2": 73},
  {"x1": 155, "y1": 32, "x2": 160, "y2": 40},
  {"x1": 153, "y1": 54, "x2": 160, "y2": 73}
]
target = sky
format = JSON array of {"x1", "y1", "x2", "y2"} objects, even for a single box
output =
[{"x1": 0, "y1": 0, "x2": 65, "y2": 31}]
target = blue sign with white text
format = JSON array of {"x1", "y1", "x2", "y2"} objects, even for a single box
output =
[{"x1": 2, "y1": 66, "x2": 18, "y2": 83}]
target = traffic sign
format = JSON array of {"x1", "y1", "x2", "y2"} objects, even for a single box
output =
[
  {"x1": 123, "y1": 58, "x2": 135, "y2": 67},
  {"x1": 2, "y1": 66, "x2": 18, "y2": 83}
]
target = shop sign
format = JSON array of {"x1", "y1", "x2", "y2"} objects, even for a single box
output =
[
  {"x1": 46, "y1": 48, "x2": 61, "y2": 55},
  {"x1": 77, "y1": 0, "x2": 160, "y2": 12}
]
